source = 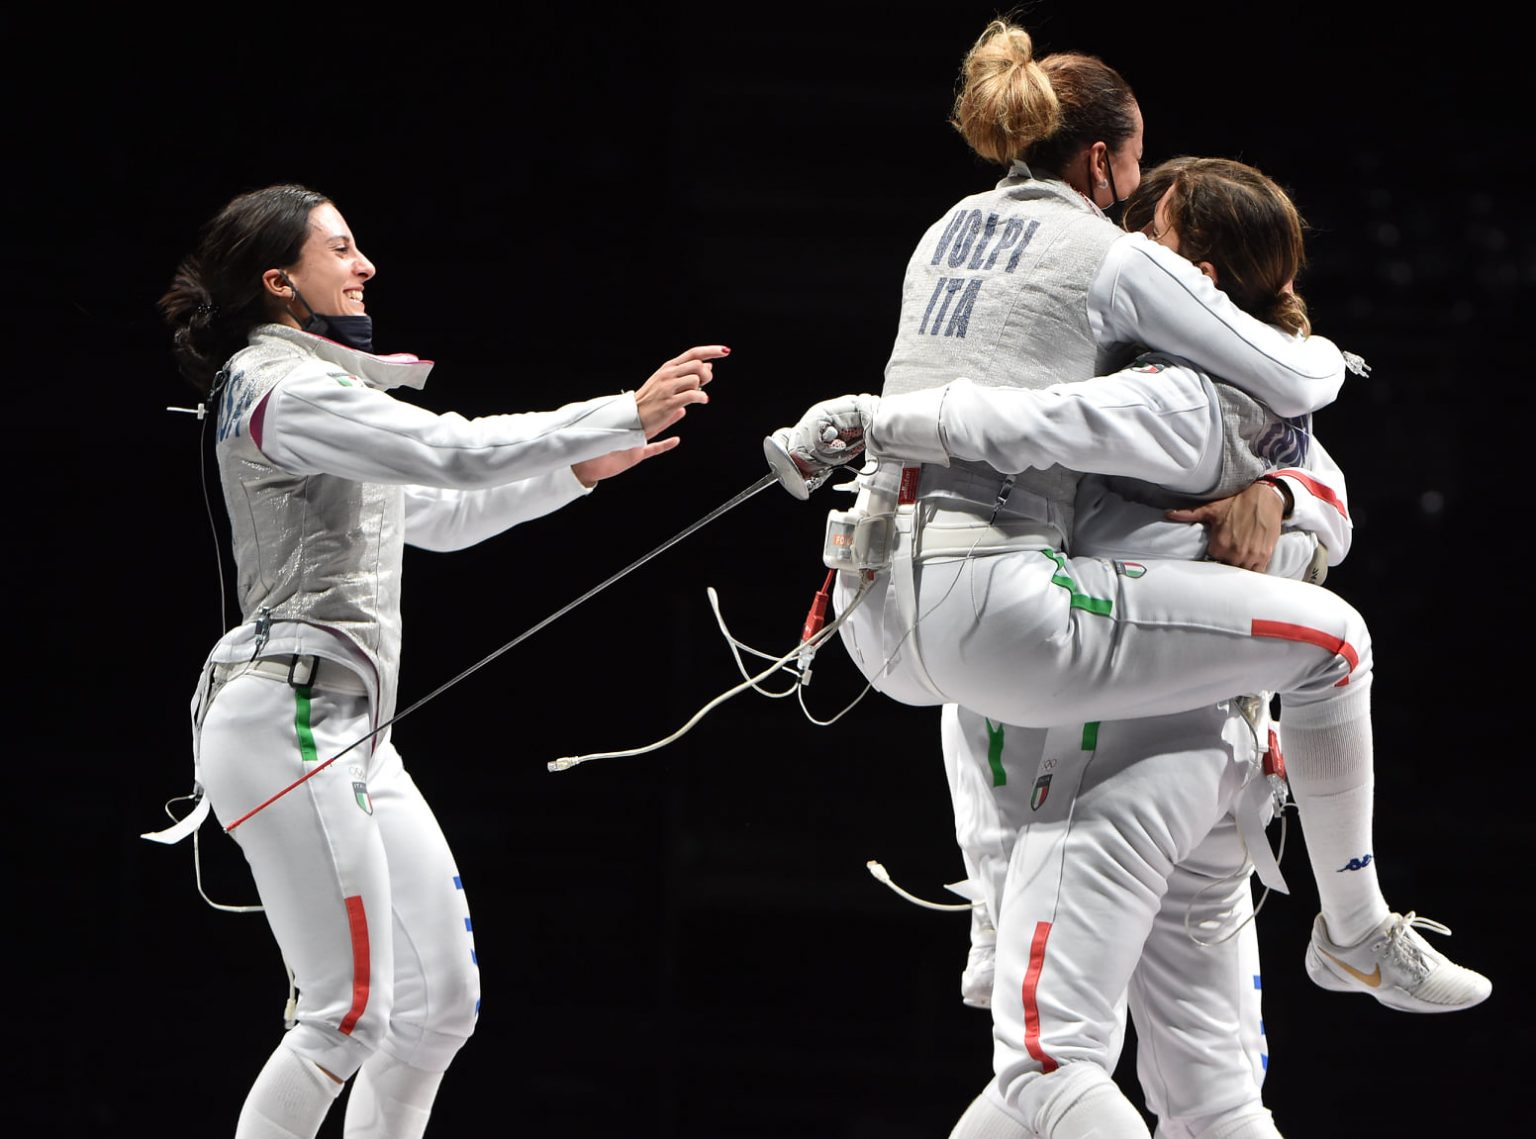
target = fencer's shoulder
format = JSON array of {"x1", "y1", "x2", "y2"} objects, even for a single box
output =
[
  {"x1": 226, "y1": 325, "x2": 327, "y2": 391},
  {"x1": 1100, "y1": 231, "x2": 1184, "y2": 274}
]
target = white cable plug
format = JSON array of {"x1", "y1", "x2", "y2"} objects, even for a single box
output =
[{"x1": 866, "y1": 860, "x2": 981, "y2": 911}]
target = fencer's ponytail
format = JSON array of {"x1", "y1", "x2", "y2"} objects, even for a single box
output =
[
  {"x1": 950, "y1": 20, "x2": 1138, "y2": 177},
  {"x1": 950, "y1": 20, "x2": 1060, "y2": 165},
  {"x1": 159, "y1": 184, "x2": 329, "y2": 394},
  {"x1": 160, "y1": 257, "x2": 236, "y2": 394}
]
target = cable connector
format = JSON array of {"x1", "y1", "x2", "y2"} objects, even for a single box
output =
[
  {"x1": 801, "y1": 569, "x2": 835, "y2": 642},
  {"x1": 1264, "y1": 727, "x2": 1290, "y2": 813},
  {"x1": 865, "y1": 859, "x2": 980, "y2": 911},
  {"x1": 797, "y1": 570, "x2": 836, "y2": 685}
]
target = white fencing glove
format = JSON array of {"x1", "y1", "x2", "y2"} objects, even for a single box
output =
[{"x1": 764, "y1": 393, "x2": 880, "y2": 500}]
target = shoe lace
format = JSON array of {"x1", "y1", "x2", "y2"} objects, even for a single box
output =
[{"x1": 1379, "y1": 911, "x2": 1452, "y2": 981}]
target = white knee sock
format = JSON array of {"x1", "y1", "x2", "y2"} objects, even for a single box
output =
[
  {"x1": 1190, "y1": 1105, "x2": 1284, "y2": 1139},
  {"x1": 949, "y1": 1091, "x2": 1035, "y2": 1139},
  {"x1": 343, "y1": 1051, "x2": 445, "y2": 1139},
  {"x1": 1039, "y1": 1073, "x2": 1151, "y2": 1138},
  {"x1": 235, "y1": 1043, "x2": 344, "y2": 1139},
  {"x1": 1278, "y1": 682, "x2": 1390, "y2": 947}
]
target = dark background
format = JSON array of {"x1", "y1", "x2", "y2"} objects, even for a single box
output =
[{"x1": 13, "y1": 2, "x2": 1532, "y2": 1135}]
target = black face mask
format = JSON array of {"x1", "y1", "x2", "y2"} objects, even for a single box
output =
[
  {"x1": 280, "y1": 272, "x2": 376, "y2": 354},
  {"x1": 301, "y1": 311, "x2": 375, "y2": 355}
]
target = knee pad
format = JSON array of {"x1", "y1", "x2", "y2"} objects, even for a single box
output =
[
  {"x1": 1022, "y1": 1063, "x2": 1152, "y2": 1139},
  {"x1": 378, "y1": 945, "x2": 479, "y2": 1072},
  {"x1": 378, "y1": 1021, "x2": 474, "y2": 1074},
  {"x1": 281, "y1": 1020, "x2": 371, "y2": 1084},
  {"x1": 1187, "y1": 1106, "x2": 1282, "y2": 1139}
]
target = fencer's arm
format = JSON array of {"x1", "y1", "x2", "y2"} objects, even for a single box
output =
[
  {"x1": 868, "y1": 368, "x2": 1224, "y2": 494},
  {"x1": 1073, "y1": 480, "x2": 1324, "y2": 580},
  {"x1": 1264, "y1": 435, "x2": 1352, "y2": 566},
  {"x1": 1072, "y1": 480, "x2": 1323, "y2": 580},
  {"x1": 1089, "y1": 233, "x2": 1345, "y2": 418},
  {"x1": 402, "y1": 468, "x2": 592, "y2": 552},
  {"x1": 250, "y1": 372, "x2": 648, "y2": 490},
  {"x1": 1163, "y1": 436, "x2": 1351, "y2": 573}
]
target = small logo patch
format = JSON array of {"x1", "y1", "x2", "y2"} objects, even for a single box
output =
[
  {"x1": 1319, "y1": 948, "x2": 1382, "y2": 988},
  {"x1": 1337, "y1": 854, "x2": 1373, "y2": 872},
  {"x1": 353, "y1": 781, "x2": 374, "y2": 815},
  {"x1": 1031, "y1": 774, "x2": 1052, "y2": 810},
  {"x1": 1114, "y1": 561, "x2": 1146, "y2": 579}
]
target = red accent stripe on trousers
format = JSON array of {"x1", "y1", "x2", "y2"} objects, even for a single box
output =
[
  {"x1": 1022, "y1": 921, "x2": 1058, "y2": 1074},
  {"x1": 338, "y1": 895, "x2": 370, "y2": 1036},
  {"x1": 1250, "y1": 619, "x2": 1358, "y2": 686}
]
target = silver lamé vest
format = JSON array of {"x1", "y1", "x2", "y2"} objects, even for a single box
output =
[
  {"x1": 213, "y1": 325, "x2": 433, "y2": 723},
  {"x1": 883, "y1": 165, "x2": 1129, "y2": 535}
]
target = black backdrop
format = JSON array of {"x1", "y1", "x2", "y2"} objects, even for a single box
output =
[{"x1": 14, "y1": 2, "x2": 1534, "y2": 1135}]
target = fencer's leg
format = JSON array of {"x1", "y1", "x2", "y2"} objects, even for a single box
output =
[
  {"x1": 1132, "y1": 822, "x2": 1272, "y2": 1139},
  {"x1": 235, "y1": 1041, "x2": 345, "y2": 1139},
  {"x1": 343, "y1": 1051, "x2": 444, "y2": 1139},
  {"x1": 950, "y1": 1086, "x2": 1034, "y2": 1139},
  {"x1": 342, "y1": 739, "x2": 479, "y2": 1137},
  {"x1": 1181, "y1": 1107, "x2": 1283, "y2": 1139},
  {"x1": 984, "y1": 724, "x2": 1168, "y2": 1137},
  {"x1": 922, "y1": 555, "x2": 1490, "y2": 1008},
  {"x1": 1284, "y1": 683, "x2": 1491, "y2": 1011},
  {"x1": 200, "y1": 677, "x2": 397, "y2": 1131},
  {"x1": 950, "y1": 1071, "x2": 1156, "y2": 1139},
  {"x1": 1274, "y1": 678, "x2": 1386, "y2": 946},
  {"x1": 1031, "y1": 1064, "x2": 1152, "y2": 1139}
]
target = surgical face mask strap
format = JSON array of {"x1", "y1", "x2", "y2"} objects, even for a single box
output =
[
  {"x1": 276, "y1": 270, "x2": 323, "y2": 332},
  {"x1": 1104, "y1": 158, "x2": 1125, "y2": 222},
  {"x1": 277, "y1": 271, "x2": 375, "y2": 354}
]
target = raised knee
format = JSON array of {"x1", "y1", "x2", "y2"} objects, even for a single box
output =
[
  {"x1": 1188, "y1": 1105, "x2": 1283, "y2": 1139},
  {"x1": 1012, "y1": 1063, "x2": 1152, "y2": 1139}
]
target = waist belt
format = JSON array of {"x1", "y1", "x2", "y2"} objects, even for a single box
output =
[
  {"x1": 905, "y1": 463, "x2": 1067, "y2": 557},
  {"x1": 915, "y1": 503, "x2": 1065, "y2": 559},
  {"x1": 213, "y1": 654, "x2": 368, "y2": 697}
]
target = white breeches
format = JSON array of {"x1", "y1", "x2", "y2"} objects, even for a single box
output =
[
  {"x1": 942, "y1": 703, "x2": 1273, "y2": 1136},
  {"x1": 197, "y1": 671, "x2": 480, "y2": 1080},
  {"x1": 837, "y1": 536, "x2": 1371, "y2": 726}
]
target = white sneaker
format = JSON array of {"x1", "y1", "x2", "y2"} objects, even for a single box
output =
[{"x1": 1305, "y1": 911, "x2": 1492, "y2": 1012}]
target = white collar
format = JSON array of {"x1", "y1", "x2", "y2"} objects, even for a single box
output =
[{"x1": 251, "y1": 324, "x2": 435, "y2": 391}]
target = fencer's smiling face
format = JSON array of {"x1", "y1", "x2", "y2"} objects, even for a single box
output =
[{"x1": 282, "y1": 203, "x2": 375, "y2": 317}]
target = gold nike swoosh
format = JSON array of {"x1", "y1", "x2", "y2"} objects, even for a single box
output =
[{"x1": 1320, "y1": 948, "x2": 1381, "y2": 988}]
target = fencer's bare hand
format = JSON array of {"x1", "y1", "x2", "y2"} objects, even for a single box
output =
[
  {"x1": 571, "y1": 438, "x2": 681, "y2": 487},
  {"x1": 633, "y1": 345, "x2": 729, "y2": 439},
  {"x1": 1166, "y1": 480, "x2": 1283, "y2": 572}
]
